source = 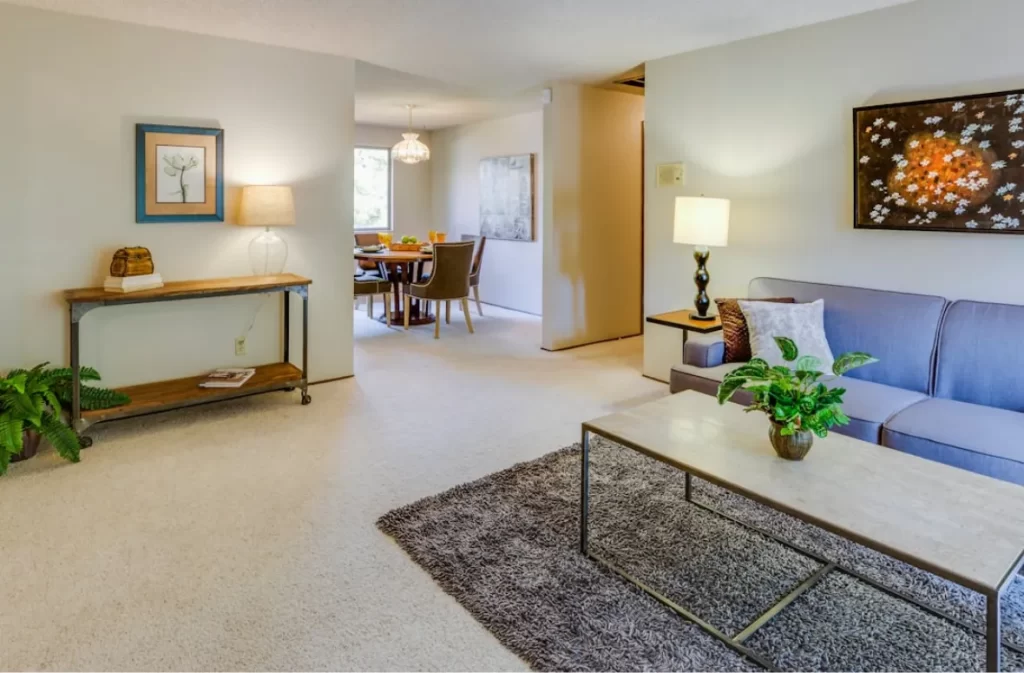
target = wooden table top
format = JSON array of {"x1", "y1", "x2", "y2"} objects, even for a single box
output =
[
  {"x1": 354, "y1": 248, "x2": 432, "y2": 262},
  {"x1": 585, "y1": 391, "x2": 1024, "y2": 594},
  {"x1": 64, "y1": 273, "x2": 311, "y2": 304},
  {"x1": 646, "y1": 309, "x2": 722, "y2": 332}
]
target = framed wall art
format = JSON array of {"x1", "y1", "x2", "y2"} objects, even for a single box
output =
[
  {"x1": 854, "y1": 89, "x2": 1024, "y2": 234},
  {"x1": 480, "y1": 154, "x2": 534, "y2": 241},
  {"x1": 136, "y1": 124, "x2": 224, "y2": 223}
]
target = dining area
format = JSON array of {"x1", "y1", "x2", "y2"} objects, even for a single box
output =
[{"x1": 354, "y1": 231, "x2": 486, "y2": 339}]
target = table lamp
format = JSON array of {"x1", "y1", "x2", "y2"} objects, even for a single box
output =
[
  {"x1": 238, "y1": 185, "x2": 295, "y2": 276},
  {"x1": 673, "y1": 196, "x2": 730, "y2": 321}
]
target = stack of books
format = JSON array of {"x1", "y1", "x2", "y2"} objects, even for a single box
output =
[
  {"x1": 199, "y1": 368, "x2": 256, "y2": 389},
  {"x1": 104, "y1": 273, "x2": 164, "y2": 293}
]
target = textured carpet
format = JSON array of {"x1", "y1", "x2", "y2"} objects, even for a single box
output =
[{"x1": 378, "y1": 438, "x2": 1024, "y2": 672}]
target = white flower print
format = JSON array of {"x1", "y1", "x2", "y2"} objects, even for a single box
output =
[
  {"x1": 943, "y1": 154, "x2": 954, "y2": 163},
  {"x1": 993, "y1": 220, "x2": 1008, "y2": 230},
  {"x1": 952, "y1": 102, "x2": 966, "y2": 112},
  {"x1": 906, "y1": 184, "x2": 919, "y2": 193},
  {"x1": 898, "y1": 160, "x2": 909, "y2": 168},
  {"x1": 979, "y1": 205, "x2": 992, "y2": 214},
  {"x1": 860, "y1": 155, "x2": 870, "y2": 164},
  {"x1": 909, "y1": 140, "x2": 920, "y2": 149},
  {"x1": 979, "y1": 177, "x2": 990, "y2": 186},
  {"x1": 934, "y1": 130, "x2": 946, "y2": 138},
  {"x1": 895, "y1": 171, "x2": 906, "y2": 181},
  {"x1": 958, "y1": 199, "x2": 970, "y2": 207},
  {"x1": 992, "y1": 160, "x2": 1007, "y2": 169},
  {"x1": 960, "y1": 136, "x2": 974, "y2": 145},
  {"x1": 924, "y1": 116, "x2": 942, "y2": 125},
  {"x1": 979, "y1": 140, "x2": 991, "y2": 149},
  {"x1": 920, "y1": 158, "x2": 931, "y2": 166},
  {"x1": 873, "y1": 118, "x2": 884, "y2": 126},
  {"x1": 917, "y1": 196, "x2": 929, "y2": 206},
  {"x1": 871, "y1": 179, "x2": 884, "y2": 188},
  {"x1": 976, "y1": 112, "x2": 986, "y2": 119},
  {"x1": 944, "y1": 192, "x2": 958, "y2": 202},
  {"x1": 1013, "y1": 141, "x2": 1024, "y2": 149},
  {"x1": 982, "y1": 124, "x2": 994, "y2": 133},
  {"x1": 880, "y1": 138, "x2": 892, "y2": 147},
  {"x1": 955, "y1": 206, "x2": 967, "y2": 215},
  {"x1": 927, "y1": 171, "x2": 940, "y2": 179},
  {"x1": 895, "y1": 197, "x2": 907, "y2": 206},
  {"x1": 871, "y1": 133, "x2": 881, "y2": 143},
  {"x1": 892, "y1": 153, "x2": 904, "y2": 163},
  {"x1": 927, "y1": 211, "x2": 938, "y2": 219},
  {"x1": 886, "y1": 121, "x2": 897, "y2": 130},
  {"x1": 952, "y1": 149, "x2": 966, "y2": 157},
  {"x1": 966, "y1": 220, "x2": 979, "y2": 228},
  {"x1": 968, "y1": 170, "x2": 980, "y2": 178}
]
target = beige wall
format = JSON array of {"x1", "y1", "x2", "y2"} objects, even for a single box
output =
[
  {"x1": 542, "y1": 84, "x2": 644, "y2": 350},
  {"x1": 355, "y1": 124, "x2": 433, "y2": 243},
  {"x1": 0, "y1": 4, "x2": 355, "y2": 387},
  {"x1": 430, "y1": 111, "x2": 544, "y2": 315},
  {"x1": 643, "y1": 0, "x2": 1024, "y2": 380}
]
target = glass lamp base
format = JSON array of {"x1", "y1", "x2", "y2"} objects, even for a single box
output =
[{"x1": 249, "y1": 227, "x2": 288, "y2": 276}]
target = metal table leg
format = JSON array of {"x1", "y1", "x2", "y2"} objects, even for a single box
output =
[
  {"x1": 580, "y1": 428, "x2": 590, "y2": 554},
  {"x1": 300, "y1": 289, "x2": 311, "y2": 406},
  {"x1": 988, "y1": 592, "x2": 1001, "y2": 672}
]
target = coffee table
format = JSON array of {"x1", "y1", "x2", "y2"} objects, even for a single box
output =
[{"x1": 581, "y1": 391, "x2": 1024, "y2": 671}]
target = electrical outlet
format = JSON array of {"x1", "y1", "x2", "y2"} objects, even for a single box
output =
[{"x1": 235, "y1": 337, "x2": 246, "y2": 356}]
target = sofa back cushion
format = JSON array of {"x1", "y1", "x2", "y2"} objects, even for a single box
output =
[
  {"x1": 748, "y1": 278, "x2": 947, "y2": 393},
  {"x1": 935, "y1": 300, "x2": 1024, "y2": 411}
]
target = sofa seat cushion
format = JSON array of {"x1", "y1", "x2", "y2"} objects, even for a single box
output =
[
  {"x1": 883, "y1": 398, "x2": 1024, "y2": 485},
  {"x1": 671, "y1": 364, "x2": 925, "y2": 444}
]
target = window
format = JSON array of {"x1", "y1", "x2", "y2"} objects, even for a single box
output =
[{"x1": 354, "y1": 147, "x2": 392, "y2": 230}]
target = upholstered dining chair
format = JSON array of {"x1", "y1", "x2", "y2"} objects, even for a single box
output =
[
  {"x1": 404, "y1": 240, "x2": 475, "y2": 338},
  {"x1": 460, "y1": 234, "x2": 487, "y2": 316},
  {"x1": 354, "y1": 276, "x2": 392, "y2": 325},
  {"x1": 354, "y1": 233, "x2": 383, "y2": 277}
]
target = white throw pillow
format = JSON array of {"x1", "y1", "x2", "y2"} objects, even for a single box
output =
[{"x1": 737, "y1": 299, "x2": 835, "y2": 372}]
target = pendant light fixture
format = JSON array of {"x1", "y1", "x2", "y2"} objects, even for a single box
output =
[{"x1": 392, "y1": 105, "x2": 430, "y2": 165}]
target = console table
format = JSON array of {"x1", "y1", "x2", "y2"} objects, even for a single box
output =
[{"x1": 63, "y1": 273, "x2": 312, "y2": 445}]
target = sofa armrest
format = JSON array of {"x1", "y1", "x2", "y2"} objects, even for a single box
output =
[{"x1": 684, "y1": 339, "x2": 725, "y2": 368}]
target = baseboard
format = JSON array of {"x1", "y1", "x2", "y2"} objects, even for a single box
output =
[
  {"x1": 541, "y1": 332, "x2": 643, "y2": 352},
  {"x1": 310, "y1": 374, "x2": 354, "y2": 386},
  {"x1": 476, "y1": 299, "x2": 542, "y2": 317}
]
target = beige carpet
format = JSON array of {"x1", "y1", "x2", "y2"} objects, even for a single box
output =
[{"x1": 0, "y1": 304, "x2": 666, "y2": 671}]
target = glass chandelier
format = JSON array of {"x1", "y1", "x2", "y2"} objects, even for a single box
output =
[{"x1": 392, "y1": 105, "x2": 430, "y2": 165}]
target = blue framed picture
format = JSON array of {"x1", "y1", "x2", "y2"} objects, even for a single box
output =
[{"x1": 136, "y1": 124, "x2": 224, "y2": 223}]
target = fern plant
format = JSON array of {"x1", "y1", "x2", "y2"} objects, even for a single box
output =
[
  {"x1": 0, "y1": 363, "x2": 129, "y2": 475},
  {"x1": 717, "y1": 337, "x2": 878, "y2": 439}
]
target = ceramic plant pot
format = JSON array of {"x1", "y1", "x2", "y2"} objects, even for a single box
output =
[
  {"x1": 10, "y1": 430, "x2": 41, "y2": 463},
  {"x1": 768, "y1": 423, "x2": 813, "y2": 461}
]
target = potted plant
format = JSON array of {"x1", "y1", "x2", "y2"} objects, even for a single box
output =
[
  {"x1": 716, "y1": 337, "x2": 878, "y2": 460},
  {"x1": 0, "y1": 363, "x2": 129, "y2": 475}
]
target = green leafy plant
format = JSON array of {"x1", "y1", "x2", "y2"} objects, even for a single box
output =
[
  {"x1": 717, "y1": 337, "x2": 878, "y2": 439},
  {"x1": 0, "y1": 363, "x2": 130, "y2": 475}
]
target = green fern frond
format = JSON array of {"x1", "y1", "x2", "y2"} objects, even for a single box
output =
[
  {"x1": 40, "y1": 412, "x2": 80, "y2": 463},
  {"x1": 42, "y1": 366, "x2": 101, "y2": 384},
  {"x1": 78, "y1": 386, "x2": 130, "y2": 411},
  {"x1": 0, "y1": 412, "x2": 24, "y2": 453}
]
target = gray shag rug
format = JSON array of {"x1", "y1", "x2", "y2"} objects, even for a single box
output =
[{"x1": 377, "y1": 439, "x2": 1024, "y2": 671}]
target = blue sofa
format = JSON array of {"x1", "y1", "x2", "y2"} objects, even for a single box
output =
[{"x1": 670, "y1": 278, "x2": 1024, "y2": 485}]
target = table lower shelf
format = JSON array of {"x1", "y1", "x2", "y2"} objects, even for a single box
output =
[{"x1": 81, "y1": 362, "x2": 305, "y2": 425}]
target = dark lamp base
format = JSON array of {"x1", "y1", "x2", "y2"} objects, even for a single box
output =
[{"x1": 688, "y1": 312, "x2": 717, "y2": 322}]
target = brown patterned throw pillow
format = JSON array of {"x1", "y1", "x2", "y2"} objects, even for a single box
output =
[{"x1": 715, "y1": 297, "x2": 795, "y2": 363}]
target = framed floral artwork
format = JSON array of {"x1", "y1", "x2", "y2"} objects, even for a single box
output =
[
  {"x1": 135, "y1": 124, "x2": 224, "y2": 223},
  {"x1": 854, "y1": 89, "x2": 1024, "y2": 234}
]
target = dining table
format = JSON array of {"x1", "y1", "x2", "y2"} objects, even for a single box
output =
[{"x1": 353, "y1": 248, "x2": 434, "y2": 325}]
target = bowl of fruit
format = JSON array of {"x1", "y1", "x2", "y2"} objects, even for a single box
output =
[{"x1": 389, "y1": 235, "x2": 422, "y2": 252}]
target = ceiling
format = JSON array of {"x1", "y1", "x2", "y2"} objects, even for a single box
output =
[{"x1": 8, "y1": 0, "x2": 914, "y2": 129}]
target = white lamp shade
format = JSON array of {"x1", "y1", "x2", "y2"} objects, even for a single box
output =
[
  {"x1": 238, "y1": 185, "x2": 295, "y2": 227},
  {"x1": 673, "y1": 196, "x2": 730, "y2": 247},
  {"x1": 392, "y1": 132, "x2": 431, "y2": 165}
]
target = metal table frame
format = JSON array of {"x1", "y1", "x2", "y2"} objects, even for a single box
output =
[
  {"x1": 68, "y1": 281, "x2": 310, "y2": 443},
  {"x1": 579, "y1": 427, "x2": 1022, "y2": 672}
]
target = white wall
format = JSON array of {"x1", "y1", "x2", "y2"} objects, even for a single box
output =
[
  {"x1": 644, "y1": 0, "x2": 1024, "y2": 380},
  {"x1": 0, "y1": 4, "x2": 354, "y2": 387},
  {"x1": 542, "y1": 84, "x2": 644, "y2": 350},
  {"x1": 430, "y1": 111, "x2": 544, "y2": 315},
  {"x1": 355, "y1": 124, "x2": 432, "y2": 243}
]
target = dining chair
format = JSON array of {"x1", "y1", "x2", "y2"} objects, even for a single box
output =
[
  {"x1": 404, "y1": 241, "x2": 475, "y2": 338},
  {"x1": 354, "y1": 233, "x2": 383, "y2": 277},
  {"x1": 354, "y1": 276, "x2": 392, "y2": 326},
  {"x1": 460, "y1": 234, "x2": 487, "y2": 316}
]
